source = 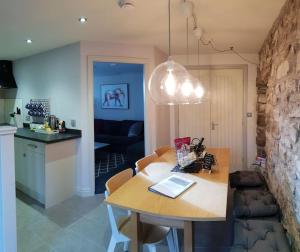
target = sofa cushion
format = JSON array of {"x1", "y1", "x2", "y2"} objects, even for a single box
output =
[
  {"x1": 230, "y1": 171, "x2": 266, "y2": 189},
  {"x1": 119, "y1": 120, "x2": 136, "y2": 136},
  {"x1": 234, "y1": 190, "x2": 278, "y2": 218},
  {"x1": 95, "y1": 134, "x2": 141, "y2": 146},
  {"x1": 230, "y1": 220, "x2": 290, "y2": 252},
  {"x1": 128, "y1": 122, "x2": 144, "y2": 137},
  {"x1": 94, "y1": 119, "x2": 121, "y2": 135}
]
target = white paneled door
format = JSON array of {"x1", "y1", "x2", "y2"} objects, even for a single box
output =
[{"x1": 179, "y1": 68, "x2": 244, "y2": 171}]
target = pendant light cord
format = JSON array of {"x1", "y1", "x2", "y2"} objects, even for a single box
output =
[
  {"x1": 168, "y1": 0, "x2": 171, "y2": 57},
  {"x1": 198, "y1": 39, "x2": 200, "y2": 65},
  {"x1": 186, "y1": 17, "x2": 189, "y2": 64}
]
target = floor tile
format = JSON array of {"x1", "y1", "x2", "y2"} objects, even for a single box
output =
[
  {"x1": 27, "y1": 217, "x2": 62, "y2": 242},
  {"x1": 67, "y1": 216, "x2": 110, "y2": 247},
  {"x1": 49, "y1": 229, "x2": 105, "y2": 252},
  {"x1": 17, "y1": 226, "x2": 44, "y2": 252},
  {"x1": 31, "y1": 243, "x2": 56, "y2": 252}
]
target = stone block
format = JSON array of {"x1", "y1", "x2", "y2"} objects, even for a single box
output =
[
  {"x1": 277, "y1": 60, "x2": 289, "y2": 79},
  {"x1": 297, "y1": 51, "x2": 300, "y2": 72},
  {"x1": 289, "y1": 124, "x2": 300, "y2": 143},
  {"x1": 258, "y1": 93, "x2": 267, "y2": 104},
  {"x1": 256, "y1": 136, "x2": 266, "y2": 147},
  {"x1": 256, "y1": 103, "x2": 266, "y2": 113},
  {"x1": 257, "y1": 114, "x2": 266, "y2": 127}
]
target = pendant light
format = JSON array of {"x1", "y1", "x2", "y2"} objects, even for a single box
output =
[
  {"x1": 178, "y1": 14, "x2": 198, "y2": 104},
  {"x1": 193, "y1": 39, "x2": 207, "y2": 103},
  {"x1": 148, "y1": 0, "x2": 189, "y2": 105}
]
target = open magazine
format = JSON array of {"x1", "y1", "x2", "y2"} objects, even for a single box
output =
[{"x1": 148, "y1": 175, "x2": 195, "y2": 199}]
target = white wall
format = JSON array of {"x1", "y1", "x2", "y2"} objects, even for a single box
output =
[
  {"x1": 154, "y1": 48, "x2": 171, "y2": 148},
  {"x1": 79, "y1": 41, "x2": 168, "y2": 196},
  {"x1": 173, "y1": 53, "x2": 258, "y2": 168},
  {"x1": 4, "y1": 43, "x2": 81, "y2": 129},
  {"x1": 94, "y1": 71, "x2": 144, "y2": 121},
  {"x1": 0, "y1": 100, "x2": 4, "y2": 123},
  {"x1": 0, "y1": 126, "x2": 17, "y2": 252}
]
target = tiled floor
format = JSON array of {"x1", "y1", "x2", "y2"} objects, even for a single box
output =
[
  {"x1": 16, "y1": 192, "x2": 170, "y2": 252},
  {"x1": 17, "y1": 186, "x2": 234, "y2": 252}
]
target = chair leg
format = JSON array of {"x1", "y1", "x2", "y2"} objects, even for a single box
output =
[
  {"x1": 107, "y1": 237, "x2": 117, "y2": 252},
  {"x1": 172, "y1": 228, "x2": 179, "y2": 252},
  {"x1": 146, "y1": 244, "x2": 157, "y2": 252},
  {"x1": 166, "y1": 231, "x2": 175, "y2": 252},
  {"x1": 123, "y1": 241, "x2": 129, "y2": 251}
]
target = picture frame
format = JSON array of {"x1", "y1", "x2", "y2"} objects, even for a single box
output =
[{"x1": 101, "y1": 83, "x2": 129, "y2": 109}]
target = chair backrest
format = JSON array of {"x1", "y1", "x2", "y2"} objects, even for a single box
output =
[
  {"x1": 105, "y1": 169, "x2": 133, "y2": 235},
  {"x1": 135, "y1": 153, "x2": 158, "y2": 173},
  {"x1": 154, "y1": 145, "x2": 172, "y2": 156},
  {"x1": 106, "y1": 168, "x2": 133, "y2": 195}
]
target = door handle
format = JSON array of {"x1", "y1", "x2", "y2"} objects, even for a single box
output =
[
  {"x1": 211, "y1": 122, "x2": 219, "y2": 130},
  {"x1": 27, "y1": 144, "x2": 38, "y2": 149}
]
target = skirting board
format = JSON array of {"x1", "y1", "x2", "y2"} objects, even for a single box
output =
[{"x1": 76, "y1": 187, "x2": 94, "y2": 197}]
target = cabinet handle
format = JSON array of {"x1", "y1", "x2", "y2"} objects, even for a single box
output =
[{"x1": 27, "y1": 144, "x2": 38, "y2": 149}]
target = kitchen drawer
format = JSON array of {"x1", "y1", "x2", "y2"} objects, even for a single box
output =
[{"x1": 17, "y1": 138, "x2": 45, "y2": 154}]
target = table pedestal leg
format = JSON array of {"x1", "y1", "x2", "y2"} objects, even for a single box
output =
[
  {"x1": 184, "y1": 221, "x2": 193, "y2": 252},
  {"x1": 131, "y1": 212, "x2": 142, "y2": 252}
]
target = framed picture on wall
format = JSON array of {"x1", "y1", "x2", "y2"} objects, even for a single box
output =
[{"x1": 101, "y1": 83, "x2": 129, "y2": 109}]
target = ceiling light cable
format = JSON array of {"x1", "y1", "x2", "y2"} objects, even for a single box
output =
[
  {"x1": 185, "y1": 0, "x2": 258, "y2": 66},
  {"x1": 168, "y1": 0, "x2": 171, "y2": 56},
  {"x1": 186, "y1": 17, "x2": 189, "y2": 64},
  {"x1": 199, "y1": 37, "x2": 258, "y2": 66}
]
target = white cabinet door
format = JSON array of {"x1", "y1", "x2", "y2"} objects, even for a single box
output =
[
  {"x1": 15, "y1": 138, "x2": 45, "y2": 204},
  {"x1": 24, "y1": 148, "x2": 45, "y2": 203},
  {"x1": 15, "y1": 138, "x2": 26, "y2": 186}
]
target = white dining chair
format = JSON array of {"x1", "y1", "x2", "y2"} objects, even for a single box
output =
[
  {"x1": 105, "y1": 168, "x2": 176, "y2": 252},
  {"x1": 135, "y1": 153, "x2": 158, "y2": 173},
  {"x1": 154, "y1": 145, "x2": 172, "y2": 156}
]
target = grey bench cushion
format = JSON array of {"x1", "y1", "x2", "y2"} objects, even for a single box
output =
[
  {"x1": 234, "y1": 190, "x2": 278, "y2": 218},
  {"x1": 230, "y1": 171, "x2": 266, "y2": 189},
  {"x1": 231, "y1": 220, "x2": 290, "y2": 252}
]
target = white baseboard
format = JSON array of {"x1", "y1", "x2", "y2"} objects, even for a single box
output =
[{"x1": 76, "y1": 187, "x2": 94, "y2": 197}]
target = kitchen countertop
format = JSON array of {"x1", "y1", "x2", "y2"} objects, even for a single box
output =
[{"x1": 14, "y1": 127, "x2": 81, "y2": 144}]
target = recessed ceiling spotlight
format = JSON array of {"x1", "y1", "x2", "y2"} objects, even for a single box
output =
[
  {"x1": 26, "y1": 39, "x2": 33, "y2": 44},
  {"x1": 118, "y1": 0, "x2": 135, "y2": 9},
  {"x1": 78, "y1": 17, "x2": 87, "y2": 23}
]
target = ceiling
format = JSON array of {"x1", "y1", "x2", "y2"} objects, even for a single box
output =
[{"x1": 0, "y1": 0, "x2": 285, "y2": 60}]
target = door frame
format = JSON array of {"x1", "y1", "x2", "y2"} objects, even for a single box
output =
[
  {"x1": 87, "y1": 56, "x2": 150, "y2": 194},
  {"x1": 183, "y1": 64, "x2": 248, "y2": 169}
]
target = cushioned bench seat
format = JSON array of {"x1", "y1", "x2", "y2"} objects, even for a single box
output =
[
  {"x1": 230, "y1": 220, "x2": 290, "y2": 252},
  {"x1": 233, "y1": 190, "x2": 279, "y2": 219},
  {"x1": 230, "y1": 171, "x2": 266, "y2": 190}
]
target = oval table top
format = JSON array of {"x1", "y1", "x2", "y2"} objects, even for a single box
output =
[{"x1": 106, "y1": 148, "x2": 230, "y2": 221}]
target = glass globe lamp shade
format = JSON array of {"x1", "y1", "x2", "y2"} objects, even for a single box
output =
[
  {"x1": 148, "y1": 57, "x2": 189, "y2": 105},
  {"x1": 177, "y1": 73, "x2": 198, "y2": 104},
  {"x1": 193, "y1": 78, "x2": 208, "y2": 104}
]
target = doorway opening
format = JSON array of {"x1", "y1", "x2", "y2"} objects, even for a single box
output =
[{"x1": 93, "y1": 62, "x2": 145, "y2": 194}]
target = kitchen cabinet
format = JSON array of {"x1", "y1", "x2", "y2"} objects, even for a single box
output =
[{"x1": 15, "y1": 137, "x2": 76, "y2": 208}]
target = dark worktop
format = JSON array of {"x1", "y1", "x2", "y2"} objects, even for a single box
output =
[{"x1": 14, "y1": 127, "x2": 81, "y2": 144}]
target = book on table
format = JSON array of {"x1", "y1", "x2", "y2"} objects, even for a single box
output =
[{"x1": 148, "y1": 175, "x2": 195, "y2": 199}]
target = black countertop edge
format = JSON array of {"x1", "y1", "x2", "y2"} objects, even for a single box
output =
[{"x1": 14, "y1": 127, "x2": 82, "y2": 144}]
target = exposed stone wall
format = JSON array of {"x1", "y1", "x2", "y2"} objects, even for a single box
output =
[{"x1": 256, "y1": 0, "x2": 300, "y2": 250}]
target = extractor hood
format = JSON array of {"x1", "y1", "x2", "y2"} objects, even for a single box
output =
[{"x1": 0, "y1": 60, "x2": 17, "y2": 89}]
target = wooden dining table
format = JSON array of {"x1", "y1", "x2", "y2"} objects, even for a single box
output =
[{"x1": 105, "y1": 148, "x2": 230, "y2": 252}]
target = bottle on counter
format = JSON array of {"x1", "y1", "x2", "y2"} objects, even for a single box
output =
[{"x1": 58, "y1": 120, "x2": 66, "y2": 133}]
